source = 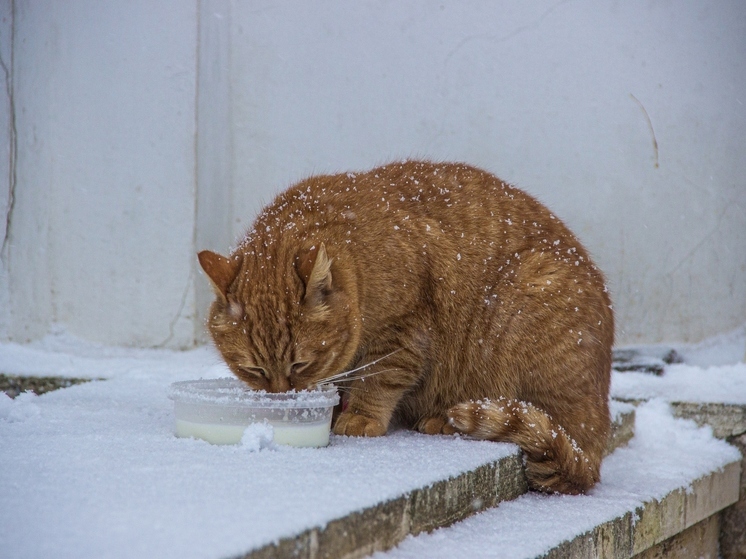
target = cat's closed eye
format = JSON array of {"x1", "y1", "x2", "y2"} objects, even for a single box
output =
[
  {"x1": 290, "y1": 362, "x2": 310, "y2": 377},
  {"x1": 240, "y1": 366, "x2": 268, "y2": 380}
]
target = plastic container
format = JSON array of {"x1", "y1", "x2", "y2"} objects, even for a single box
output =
[{"x1": 168, "y1": 378, "x2": 339, "y2": 447}]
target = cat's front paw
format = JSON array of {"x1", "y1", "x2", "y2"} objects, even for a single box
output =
[
  {"x1": 416, "y1": 416, "x2": 458, "y2": 435},
  {"x1": 333, "y1": 412, "x2": 387, "y2": 437}
]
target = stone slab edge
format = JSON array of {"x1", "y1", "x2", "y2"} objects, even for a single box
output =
[
  {"x1": 0, "y1": 373, "x2": 98, "y2": 398},
  {"x1": 235, "y1": 405, "x2": 635, "y2": 559},
  {"x1": 606, "y1": 408, "x2": 635, "y2": 456},
  {"x1": 670, "y1": 402, "x2": 746, "y2": 439},
  {"x1": 615, "y1": 399, "x2": 746, "y2": 440},
  {"x1": 537, "y1": 458, "x2": 741, "y2": 559},
  {"x1": 238, "y1": 450, "x2": 528, "y2": 559}
]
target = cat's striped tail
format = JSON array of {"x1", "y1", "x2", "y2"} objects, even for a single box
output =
[{"x1": 447, "y1": 398, "x2": 600, "y2": 495}]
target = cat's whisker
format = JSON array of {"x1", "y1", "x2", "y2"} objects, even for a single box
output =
[
  {"x1": 317, "y1": 349, "x2": 403, "y2": 384},
  {"x1": 312, "y1": 367, "x2": 398, "y2": 392},
  {"x1": 322, "y1": 370, "x2": 386, "y2": 385},
  {"x1": 331, "y1": 348, "x2": 402, "y2": 379},
  {"x1": 319, "y1": 368, "x2": 370, "y2": 384},
  {"x1": 327, "y1": 368, "x2": 398, "y2": 385}
]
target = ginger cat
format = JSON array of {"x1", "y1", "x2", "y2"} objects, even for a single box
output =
[{"x1": 198, "y1": 161, "x2": 614, "y2": 494}]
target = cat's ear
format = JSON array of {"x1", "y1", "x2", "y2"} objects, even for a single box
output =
[
  {"x1": 295, "y1": 243, "x2": 332, "y2": 304},
  {"x1": 198, "y1": 250, "x2": 242, "y2": 300}
]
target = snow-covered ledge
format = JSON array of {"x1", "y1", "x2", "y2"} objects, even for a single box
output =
[
  {"x1": 610, "y1": 331, "x2": 746, "y2": 559},
  {"x1": 0, "y1": 328, "x2": 744, "y2": 559},
  {"x1": 372, "y1": 401, "x2": 741, "y2": 559}
]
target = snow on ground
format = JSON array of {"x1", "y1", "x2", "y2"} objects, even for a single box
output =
[
  {"x1": 372, "y1": 399, "x2": 741, "y2": 559},
  {"x1": 0, "y1": 333, "x2": 515, "y2": 559},
  {"x1": 675, "y1": 324, "x2": 746, "y2": 367},
  {"x1": 0, "y1": 325, "x2": 744, "y2": 559},
  {"x1": 612, "y1": 362, "x2": 746, "y2": 404},
  {"x1": 611, "y1": 325, "x2": 746, "y2": 404}
]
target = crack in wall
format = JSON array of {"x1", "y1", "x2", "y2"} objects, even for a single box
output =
[
  {"x1": 0, "y1": 0, "x2": 16, "y2": 263},
  {"x1": 630, "y1": 93, "x2": 659, "y2": 169},
  {"x1": 667, "y1": 205, "x2": 728, "y2": 277},
  {"x1": 444, "y1": 0, "x2": 572, "y2": 65},
  {"x1": 155, "y1": 266, "x2": 194, "y2": 349}
]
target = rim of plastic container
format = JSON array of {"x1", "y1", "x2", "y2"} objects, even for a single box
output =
[{"x1": 168, "y1": 377, "x2": 340, "y2": 408}]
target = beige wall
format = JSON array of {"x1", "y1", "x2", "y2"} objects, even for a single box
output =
[
  {"x1": 2, "y1": 0, "x2": 199, "y2": 347},
  {"x1": 1, "y1": 1, "x2": 744, "y2": 347},
  {"x1": 226, "y1": 0, "x2": 746, "y2": 345}
]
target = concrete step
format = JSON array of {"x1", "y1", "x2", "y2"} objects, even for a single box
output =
[
  {"x1": 612, "y1": 346, "x2": 683, "y2": 376},
  {"x1": 370, "y1": 401, "x2": 742, "y2": 559},
  {"x1": 539, "y1": 461, "x2": 739, "y2": 559},
  {"x1": 0, "y1": 372, "x2": 96, "y2": 398},
  {"x1": 3, "y1": 341, "x2": 742, "y2": 559},
  {"x1": 623, "y1": 400, "x2": 746, "y2": 440},
  {"x1": 243, "y1": 402, "x2": 635, "y2": 559},
  {"x1": 611, "y1": 365, "x2": 746, "y2": 559}
]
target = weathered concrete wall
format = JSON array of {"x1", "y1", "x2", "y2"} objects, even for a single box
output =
[
  {"x1": 227, "y1": 0, "x2": 746, "y2": 346},
  {"x1": 0, "y1": 0, "x2": 14, "y2": 339},
  {"x1": 3, "y1": 0, "x2": 198, "y2": 347},
  {"x1": 1, "y1": 1, "x2": 744, "y2": 347},
  {"x1": 635, "y1": 516, "x2": 720, "y2": 559}
]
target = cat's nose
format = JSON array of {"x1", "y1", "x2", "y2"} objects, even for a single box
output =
[
  {"x1": 269, "y1": 375, "x2": 292, "y2": 393},
  {"x1": 289, "y1": 378, "x2": 310, "y2": 391}
]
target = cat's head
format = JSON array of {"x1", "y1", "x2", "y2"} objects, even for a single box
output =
[{"x1": 198, "y1": 243, "x2": 360, "y2": 392}]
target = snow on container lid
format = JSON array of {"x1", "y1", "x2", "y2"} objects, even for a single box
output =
[{"x1": 168, "y1": 377, "x2": 339, "y2": 409}]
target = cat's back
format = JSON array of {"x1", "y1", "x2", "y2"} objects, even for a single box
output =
[
  {"x1": 251, "y1": 161, "x2": 606, "y2": 308},
  {"x1": 266, "y1": 161, "x2": 565, "y2": 248},
  {"x1": 308, "y1": 160, "x2": 546, "y2": 224}
]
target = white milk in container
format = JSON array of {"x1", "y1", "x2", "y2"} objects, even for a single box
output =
[{"x1": 168, "y1": 378, "x2": 339, "y2": 447}]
